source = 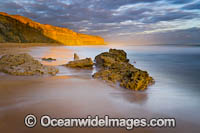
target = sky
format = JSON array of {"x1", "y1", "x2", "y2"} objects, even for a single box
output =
[{"x1": 0, "y1": 0, "x2": 200, "y2": 45}]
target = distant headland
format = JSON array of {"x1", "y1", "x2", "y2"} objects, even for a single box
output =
[{"x1": 0, "y1": 12, "x2": 105, "y2": 45}]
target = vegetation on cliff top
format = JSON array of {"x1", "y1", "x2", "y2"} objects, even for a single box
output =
[{"x1": 0, "y1": 12, "x2": 105, "y2": 45}]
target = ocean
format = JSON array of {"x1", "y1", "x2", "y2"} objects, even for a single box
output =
[{"x1": 64, "y1": 45, "x2": 200, "y2": 125}]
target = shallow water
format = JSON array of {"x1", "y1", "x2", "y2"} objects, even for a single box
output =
[
  {"x1": 0, "y1": 45, "x2": 200, "y2": 133},
  {"x1": 55, "y1": 45, "x2": 200, "y2": 124},
  {"x1": 125, "y1": 45, "x2": 200, "y2": 124},
  {"x1": 31, "y1": 45, "x2": 200, "y2": 125}
]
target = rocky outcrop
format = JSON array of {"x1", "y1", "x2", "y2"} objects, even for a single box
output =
[
  {"x1": 0, "y1": 12, "x2": 105, "y2": 45},
  {"x1": 64, "y1": 58, "x2": 93, "y2": 69},
  {"x1": 95, "y1": 49, "x2": 129, "y2": 68},
  {"x1": 74, "y1": 53, "x2": 80, "y2": 61},
  {"x1": 0, "y1": 53, "x2": 59, "y2": 76},
  {"x1": 93, "y1": 49, "x2": 154, "y2": 91}
]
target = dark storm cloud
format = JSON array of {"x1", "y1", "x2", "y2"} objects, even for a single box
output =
[{"x1": 0, "y1": 0, "x2": 200, "y2": 44}]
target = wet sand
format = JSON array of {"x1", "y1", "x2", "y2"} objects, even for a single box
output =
[
  {"x1": 0, "y1": 43, "x2": 62, "y2": 55},
  {"x1": 0, "y1": 44, "x2": 199, "y2": 133},
  {"x1": 0, "y1": 75, "x2": 198, "y2": 133}
]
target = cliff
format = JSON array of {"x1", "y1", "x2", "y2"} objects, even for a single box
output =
[{"x1": 0, "y1": 12, "x2": 105, "y2": 45}]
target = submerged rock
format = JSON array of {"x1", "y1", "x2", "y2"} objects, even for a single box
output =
[
  {"x1": 64, "y1": 58, "x2": 93, "y2": 69},
  {"x1": 93, "y1": 49, "x2": 154, "y2": 91},
  {"x1": 42, "y1": 57, "x2": 56, "y2": 61},
  {"x1": 0, "y1": 53, "x2": 59, "y2": 76},
  {"x1": 74, "y1": 53, "x2": 80, "y2": 61}
]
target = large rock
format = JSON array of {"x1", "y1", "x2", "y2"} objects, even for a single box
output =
[
  {"x1": 95, "y1": 49, "x2": 129, "y2": 67},
  {"x1": 64, "y1": 58, "x2": 93, "y2": 69},
  {"x1": 93, "y1": 49, "x2": 154, "y2": 91},
  {"x1": 0, "y1": 53, "x2": 59, "y2": 76}
]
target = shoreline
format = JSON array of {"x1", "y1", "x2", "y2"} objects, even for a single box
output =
[
  {"x1": 0, "y1": 43, "x2": 62, "y2": 56},
  {"x1": 0, "y1": 45, "x2": 200, "y2": 133},
  {"x1": 0, "y1": 43, "x2": 64, "y2": 48},
  {"x1": 0, "y1": 43, "x2": 107, "y2": 48},
  {"x1": 0, "y1": 43, "x2": 107, "y2": 55}
]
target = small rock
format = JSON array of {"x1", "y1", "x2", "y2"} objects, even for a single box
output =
[
  {"x1": 74, "y1": 53, "x2": 80, "y2": 61},
  {"x1": 42, "y1": 57, "x2": 56, "y2": 61},
  {"x1": 64, "y1": 58, "x2": 93, "y2": 69}
]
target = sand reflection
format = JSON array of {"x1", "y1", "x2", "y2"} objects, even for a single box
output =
[
  {"x1": 111, "y1": 89, "x2": 148, "y2": 105},
  {"x1": 123, "y1": 92, "x2": 148, "y2": 104},
  {"x1": 40, "y1": 47, "x2": 74, "y2": 66}
]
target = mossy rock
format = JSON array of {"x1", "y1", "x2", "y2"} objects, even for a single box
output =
[
  {"x1": 93, "y1": 49, "x2": 154, "y2": 91},
  {"x1": 95, "y1": 48, "x2": 129, "y2": 68}
]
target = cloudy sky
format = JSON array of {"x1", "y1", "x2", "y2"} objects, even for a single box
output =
[{"x1": 0, "y1": 0, "x2": 200, "y2": 45}]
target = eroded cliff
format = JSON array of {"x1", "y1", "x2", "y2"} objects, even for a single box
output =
[{"x1": 0, "y1": 12, "x2": 105, "y2": 45}]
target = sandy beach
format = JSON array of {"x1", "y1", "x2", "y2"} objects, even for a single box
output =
[
  {"x1": 1, "y1": 0, "x2": 200, "y2": 132},
  {"x1": 0, "y1": 44, "x2": 200, "y2": 133},
  {"x1": 0, "y1": 75, "x2": 198, "y2": 133}
]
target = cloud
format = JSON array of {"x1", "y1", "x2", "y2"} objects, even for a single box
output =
[
  {"x1": 151, "y1": 27, "x2": 200, "y2": 44},
  {"x1": 182, "y1": 2, "x2": 200, "y2": 10},
  {"x1": 167, "y1": 0, "x2": 194, "y2": 4},
  {"x1": 109, "y1": 27, "x2": 200, "y2": 45},
  {"x1": 145, "y1": 11, "x2": 198, "y2": 23},
  {"x1": 0, "y1": 0, "x2": 200, "y2": 44},
  {"x1": 0, "y1": 1, "x2": 24, "y2": 12},
  {"x1": 3, "y1": 2, "x2": 23, "y2": 9}
]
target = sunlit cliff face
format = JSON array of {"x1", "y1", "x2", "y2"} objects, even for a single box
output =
[
  {"x1": 0, "y1": 12, "x2": 105, "y2": 45},
  {"x1": 0, "y1": 0, "x2": 200, "y2": 45}
]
